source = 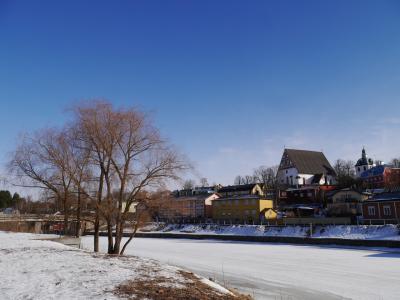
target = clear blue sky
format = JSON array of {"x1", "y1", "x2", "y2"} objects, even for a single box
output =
[{"x1": 1, "y1": 0, "x2": 400, "y2": 191}]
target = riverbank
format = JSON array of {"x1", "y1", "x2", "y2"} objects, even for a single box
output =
[
  {"x1": 119, "y1": 223, "x2": 400, "y2": 248},
  {"x1": 142, "y1": 223, "x2": 400, "y2": 240},
  {"x1": 0, "y1": 231, "x2": 249, "y2": 300}
]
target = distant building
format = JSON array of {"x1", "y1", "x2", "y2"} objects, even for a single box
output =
[
  {"x1": 217, "y1": 183, "x2": 264, "y2": 198},
  {"x1": 327, "y1": 188, "x2": 370, "y2": 217},
  {"x1": 362, "y1": 192, "x2": 400, "y2": 224},
  {"x1": 212, "y1": 184, "x2": 274, "y2": 224},
  {"x1": 360, "y1": 165, "x2": 400, "y2": 189},
  {"x1": 276, "y1": 149, "x2": 336, "y2": 187},
  {"x1": 279, "y1": 185, "x2": 335, "y2": 207},
  {"x1": 355, "y1": 147, "x2": 375, "y2": 178},
  {"x1": 151, "y1": 188, "x2": 220, "y2": 222}
]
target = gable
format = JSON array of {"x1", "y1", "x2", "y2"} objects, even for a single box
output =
[{"x1": 279, "y1": 151, "x2": 295, "y2": 170}]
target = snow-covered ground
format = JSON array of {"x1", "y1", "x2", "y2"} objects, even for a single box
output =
[
  {"x1": 82, "y1": 236, "x2": 400, "y2": 300},
  {"x1": 141, "y1": 223, "x2": 400, "y2": 240},
  {"x1": 0, "y1": 231, "x2": 233, "y2": 300}
]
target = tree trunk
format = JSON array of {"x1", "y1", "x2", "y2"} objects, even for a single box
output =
[
  {"x1": 120, "y1": 223, "x2": 138, "y2": 255},
  {"x1": 63, "y1": 195, "x2": 69, "y2": 236},
  {"x1": 112, "y1": 217, "x2": 125, "y2": 254},
  {"x1": 75, "y1": 188, "x2": 81, "y2": 237},
  {"x1": 107, "y1": 218, "x2": 113, "y2": 254},
  {"x1": 94, "y1": 171, "x2": 104, "y2": 252},
  {"x1": 94, "y1": 215, "x2": 99, "y2": 252}
]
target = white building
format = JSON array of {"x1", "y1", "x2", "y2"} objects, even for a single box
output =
[
  {"x1": 354, "y1": 147, "x2": 375, "y2": 178},
  {"x1": 276, "y1": 149, "x2": 336, "y2": 187}
]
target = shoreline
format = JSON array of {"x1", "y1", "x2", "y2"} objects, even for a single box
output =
[{"x1": 84, "y1": 230, "x2": 400, "y2": 248}]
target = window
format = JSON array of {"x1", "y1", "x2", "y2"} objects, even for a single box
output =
[
  {"x1": 383, "y1": 206, "x2": 391, "y2": 216},
  {"x1": 358, "y1": 167, "x2": 360, "y2": 172},
  {"x1": 368, "y1": 206, "x2": 376, "y2": 216},
  {"x1": 363, "y1": 166, "x2": 367, "y2": 171}
]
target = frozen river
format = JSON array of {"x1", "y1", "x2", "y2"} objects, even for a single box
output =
[{"x1": 81, "y1": 236, "x2": 400, "y2": 300}]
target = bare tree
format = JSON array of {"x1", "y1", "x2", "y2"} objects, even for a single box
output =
[
  {"x1": 199, "y1": 177, "x2": 208, "y2": 187},
  {"x1": 182, "y1": 179, "x2": 195, "y2": 190},
  {"x1": 333, "y1": 159, "x2": 356, "y2": 188},
  {"x1": 69, "y1": 102, "x2": 120, "y2": 252},
  {"x1": 234, "y1": 175, "x2": 244, "y2": 185},
  {"x1": 242, "y1": 175, "x2": 254, "y2": 185},
  {"x1": 253, "y1": 165, "x2": 278, "y2": 190},
  {"x1": 9, "y1": 129, "x2": 75, "y2": 234},
  {"x1": 333, "y1": 159, "x2": 355, "y2": 177},
  {"x1": 72, "y1": 100, "x2": 188, "y2": 255},
  {"x1": 390, "y1": 158, "x2": 400, "y2": 168},
  {"x1": 65, "y1": 128, "x2": 92, "y2": 237}
]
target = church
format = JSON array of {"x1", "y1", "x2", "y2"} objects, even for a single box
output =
[
  {"x1": 354, "y1": 147, "x2": 375, "y2": 178},
  {"x1": 276, "y1": 148, "x2": 337, "y2": 187}
]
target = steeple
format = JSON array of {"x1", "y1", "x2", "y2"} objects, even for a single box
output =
[{"x1": 361, "y1": 147, "x2": 366, "y2": 160}]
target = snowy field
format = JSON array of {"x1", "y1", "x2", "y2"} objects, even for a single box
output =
[
  {"x1": 0, "y1": 231, "x2": 233, "y2": 300},
  {"x1": 141, "y1": 224, "x2": 400, "y2": 240},
  {"x1": 82, "y1": 236, "x2": 400, "y2": 300}
]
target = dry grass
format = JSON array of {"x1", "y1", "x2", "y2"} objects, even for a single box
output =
[{"x1": 114, "y1": 269, "x2": 252, "y2": 300}]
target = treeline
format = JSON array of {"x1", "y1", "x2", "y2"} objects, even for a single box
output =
[
  {"x1": 0, "y1": 190, "x2": 21, "y2": 209},
  {"x1": 234, "y1": 165, "x2": 279, "y2": 188}
]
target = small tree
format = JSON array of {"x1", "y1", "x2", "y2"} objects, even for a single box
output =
[
  {"x1": 253, "y1": 165, "x2": 278, "y2": 189},
  {"x1": 182, "y1": 179, "x2": 195, "y2": 190},
  {"x1": 333, "y1": 159, "x2": 356, "y2": 188},
  {"x1": 199, "y1": 177, "x2": 208, "y2": 187},
  {"x1": 390, "y1": 158, "x2": 400, "y2": 168},
  {"x1": 0, "y1": 190, "x2": 12, "y2": 208},
  {"x1": 234, "y1": 175, "x2": 244, "y2": 185}
]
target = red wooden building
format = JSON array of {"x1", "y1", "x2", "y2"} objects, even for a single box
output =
[{"x1": 362, "y1": 192, "x2": 400, "y2": 224}]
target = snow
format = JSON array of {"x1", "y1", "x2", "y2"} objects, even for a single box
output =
[
  {"x1": 82, "y1": 235, "x2": 400, "y2": 300},
  {"x1": 0, "y1": 231, "x2": 232, "y2": 299},
  {"x1": 200, "y1": 278, "x2": 234, "y2": 296},
  {"x1": 141, "y1": 223, "x2": 400, "y2": 240}
]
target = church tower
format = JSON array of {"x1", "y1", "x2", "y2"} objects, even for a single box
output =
[{"x1": 355, "y1": 147, "x2": 374, "y2": 177}]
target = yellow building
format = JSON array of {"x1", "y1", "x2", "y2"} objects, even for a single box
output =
[{"x1": 212, "y1": 184, "x2": 275, "y2": 223}]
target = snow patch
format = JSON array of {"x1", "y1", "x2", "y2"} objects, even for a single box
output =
[
  {"x1": 142, "y1": 223, "x2": 400, "y2": 240},
  {"x1": 0, "y1": 231, "x2": 233, "y2": 299}
]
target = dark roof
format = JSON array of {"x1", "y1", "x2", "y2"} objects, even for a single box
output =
[
  {"x1": 284, "y1": 149, "x2": 336, "y2": 175},
  {"x1": 218, "y1": 184, "x2": 258, "y2": 193},
  {"x1": 360, "y1": 165, "x2": 388, "y2": 178},
  {"x1": 329, "y1": 188, "x2": 370, "y2": 197},
  {"x1": 173, "y1": 194, "x2": 216, "y2": 201},
  {"x1": 215, "y1": 195, "x2": 263, "y2": 201},
  {"x1": 369, "y1": 192, "x2": 400, "y2": 202},
  {"x1": 355, "y1": 158, "x2": 374, "y2": 167}
]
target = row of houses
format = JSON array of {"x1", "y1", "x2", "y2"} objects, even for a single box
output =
[{"x1": 148, "y1": 148, "x2": 400, "y2": 225}]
